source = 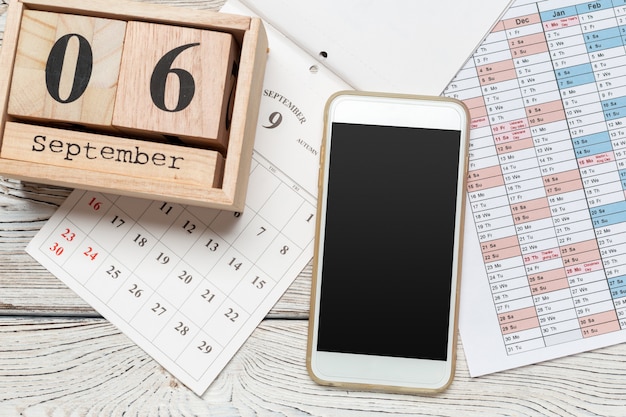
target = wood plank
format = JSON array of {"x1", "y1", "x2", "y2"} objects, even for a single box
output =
[
  {"x1": 0, "y1": 177, "x2": 312, "y2": 317},
  {"x1": 1, "y1": 316, "x2": 626, "y2": 416},
  {"x1": 20, "y1": 0, "x2": 251, "y2": 37},
  {"x1": 8, "y1": 9, "x2": 126, "y2": 127},
  {"x1": 113, "y1": 20, "x2": 239, "y2": 153},
  {"x1": 1, "y1": 122, "x2": 225, "y2": 186}
]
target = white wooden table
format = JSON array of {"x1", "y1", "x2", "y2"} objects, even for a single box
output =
[{"x1": 2, "y1": 1, "x2": 626, "y2": 416}]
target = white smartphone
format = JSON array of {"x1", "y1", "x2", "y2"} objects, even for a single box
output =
[{"x1": 307, "y1": 90, "x2": 470, "y2": 393}]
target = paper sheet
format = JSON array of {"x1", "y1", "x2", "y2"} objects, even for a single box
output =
[
  {"x1": 239, "y1": 0, "x2": 513, "y2": 96},
  {"x1": 445, "y1": 0, "x2": 626, "y2": 376}
]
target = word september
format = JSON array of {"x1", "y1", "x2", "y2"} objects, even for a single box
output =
[{"x1": 31, "y1": 134, "x2": 185, "y2": 169}]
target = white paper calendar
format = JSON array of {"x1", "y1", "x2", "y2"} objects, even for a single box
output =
[{"x1": 26, "y1": 3, "x2": 350, "y2": 395}]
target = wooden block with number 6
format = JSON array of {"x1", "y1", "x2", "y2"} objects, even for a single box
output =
[
  {"x1": 7, "y1": 10, "x2": 126, "y2": 128},
  {"x1": 113, "y1": 22, "x2": 240, "y2": 154}
]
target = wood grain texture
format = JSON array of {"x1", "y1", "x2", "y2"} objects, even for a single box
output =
[
  {"x1": 2, "y1": 317, "x2": 626, "y2": 417},
  {"x1": 4, "y1": 1, "x2": 626, "y2": 416},
  {"x1": 113, "y1": 21, "x2": 238, "y2": 152},
  {"x1": 8, "y1": 9, "x2": 126, "y2": 127},
  {"x1": 1, "y1": 122, "x2": 225, "y2": 186}
]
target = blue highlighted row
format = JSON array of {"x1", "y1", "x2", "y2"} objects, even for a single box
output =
[
  {"x1": 572, "y1": 132, "x2": 610, "y2": 148},
  {"x1": 591, "y1": 210, "x2": 626, "y2": 228},
  {"x1": 602, "y1": 97, "x2": 626, "y2": 120},
  {"x1": 572, "y1": 131, "x2": 611, "y2": 155},
  {"x1": 608, "y1": 275, "x2": 626, "y2": 300},
  {"x1": 589, "y1": 197, "x2": 626, "y2": 229},
  {"x1": 557, "y1": 72, "x2": 595, "y2": 89},
  {"x1": 555, "y1": 63, "x2": 592, "y2": 81},
  {"x1": 586, "y1": 34, "x2": 626, "y2": 53},
  {"x1": 602, "y1": 96, "x2": 626, "y2": 110},
  {"x1": 590, "y1": 201, "x2": 626, "y2": 219}
]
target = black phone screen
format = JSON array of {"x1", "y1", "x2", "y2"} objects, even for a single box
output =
[{"x1": 316, "y1": 122, "x2": 462, "y2": 361}]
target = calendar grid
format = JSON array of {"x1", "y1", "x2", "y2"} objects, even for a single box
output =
[
  {"x1": 449, "y1": 0, "x2": 626, "y2": 376},
  {"x1": 28, "y1": 150, "x2": 318, "y2": 392}
]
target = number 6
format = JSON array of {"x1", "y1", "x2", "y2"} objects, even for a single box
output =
[{"x1": 150, "y1": 43, "x2": 199, "y2": 112}]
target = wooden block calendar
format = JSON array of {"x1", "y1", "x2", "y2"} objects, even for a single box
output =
[{"x1": 0, "y1": 0, "x2": 268, "y2": 211}]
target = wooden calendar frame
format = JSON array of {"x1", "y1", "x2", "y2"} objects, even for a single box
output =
[{"x1": 0, "y1": 0, "x2": 268, "y2": 211}]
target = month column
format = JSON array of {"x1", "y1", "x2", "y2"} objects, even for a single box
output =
[
  {"x1": 541, "y1": 0, "x2": 621, "y2": 337},
  {"x1": 448, "y1": 8, "x2": 546, "y2": 353},
  {"x1": 608, "y1": 0, "x2": 626, "y2": 325},
  {"x1": 488, "y1": 4, "x2": 584, "y2": 349}
]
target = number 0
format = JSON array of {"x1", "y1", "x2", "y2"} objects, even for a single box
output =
[{"x1": 45, "y1": 33, "x2": 93, "y2": 103}]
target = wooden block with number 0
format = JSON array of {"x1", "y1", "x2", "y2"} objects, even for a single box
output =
[
  {"x1": 113, "y1": 22, "x2": 240, "y2": 154},
  {"x1": 0, "y1": 0, "x2": 268, "y2": 211},
  {"x1": 7, "y1": 10, "x2": 126, "y2": 128}
]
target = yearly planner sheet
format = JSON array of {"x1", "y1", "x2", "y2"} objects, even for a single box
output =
[{"x1": 449, "y1": 0, "x2": 626, "y2": 376}]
